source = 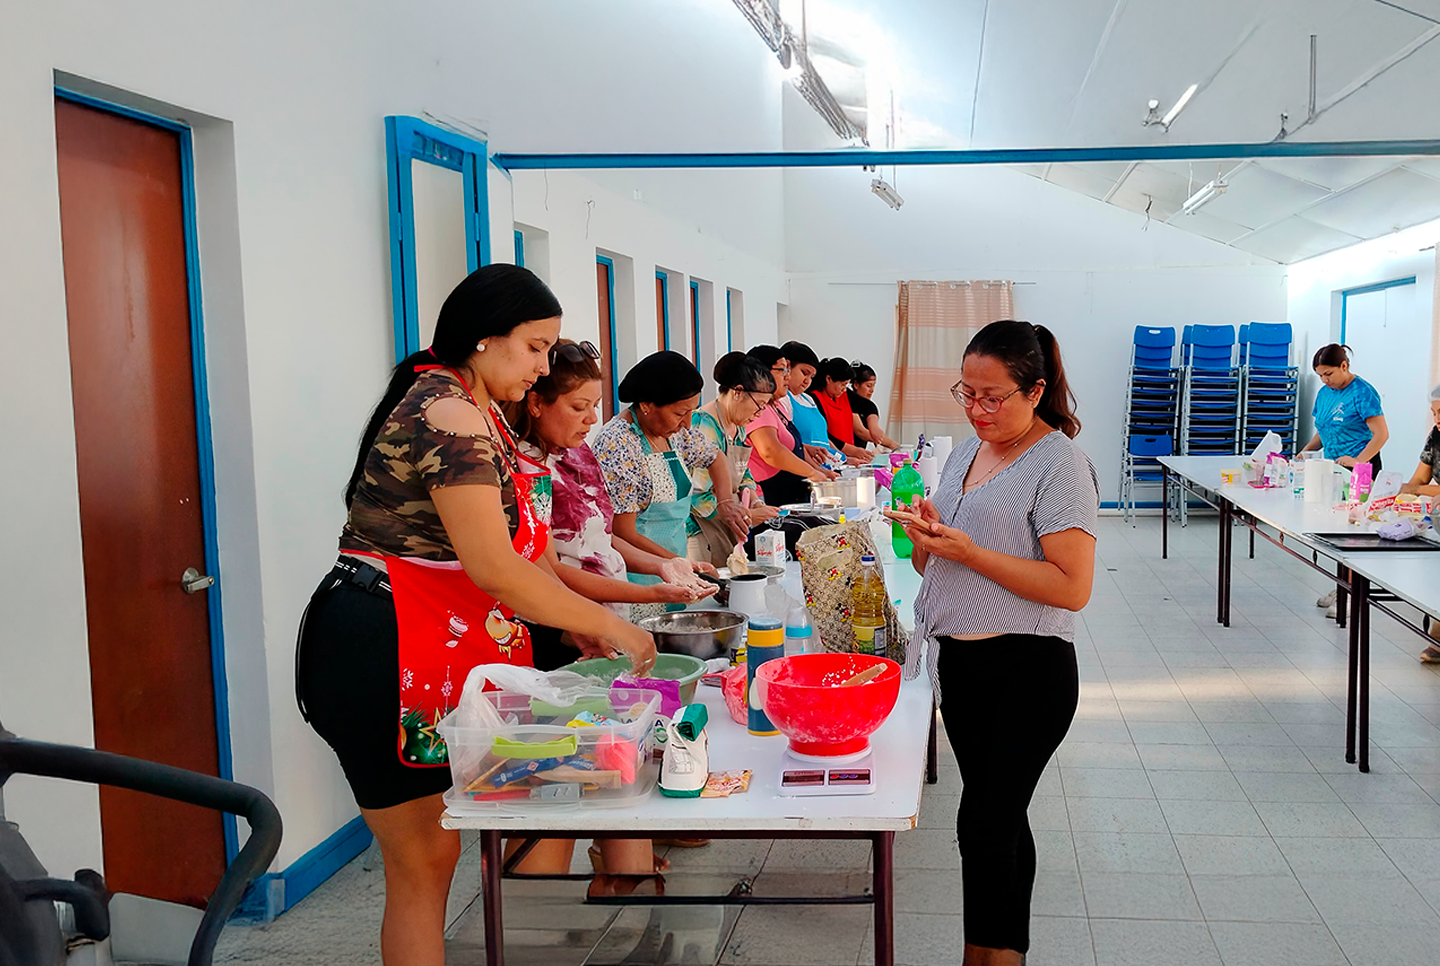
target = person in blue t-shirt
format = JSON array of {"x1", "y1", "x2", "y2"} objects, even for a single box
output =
[
  {"x1": 778, "y1": 340, "x2": 846, "y2": 468},
  {"x1": 1299, "y1": 343, "x2": 1389, "y2": 470},
  {"x1": 1301, "y1": 343, "x2": 1391, "y2": 619}
]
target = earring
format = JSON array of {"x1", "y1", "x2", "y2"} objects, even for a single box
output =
[{"x1": 475, "y1": 342, "x2": 487, "y2": 353}]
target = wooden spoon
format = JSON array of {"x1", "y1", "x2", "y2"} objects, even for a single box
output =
[{"x1": 838, "y1": 665, "x2": 886, "y2": 688}]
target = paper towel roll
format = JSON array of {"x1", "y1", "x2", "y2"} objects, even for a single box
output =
[
  {"x1": 1304, "y1": 458, "x2": 1334, "y2": 503},
  {"x1": 918, "y1": 455, "x2": 939, "y2": 498},
  {"x1": 931, "y1": 436, "x2": 953, "y2": 472}
]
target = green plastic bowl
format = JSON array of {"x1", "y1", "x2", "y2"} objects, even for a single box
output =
[{"x1": 560, "y1": 653, "x2": 709, "y2": 706}]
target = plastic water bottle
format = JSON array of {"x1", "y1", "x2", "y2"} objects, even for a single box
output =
[
  {"x1": 890, "y1": 458, "x2": 924, "y2": 559},
  {"x1": 784, "y1": 606, "x2": 813, "y2": 656}
]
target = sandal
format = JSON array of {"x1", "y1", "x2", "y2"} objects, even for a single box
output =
[
  {"x1": 587, "y1": 873, "x2": 666, "y2": 899},
  {"x1": 652, "y1": 837, "x2": 711, "y2": 848},
  {"x1": 1420, "y1": 645, "x2": 1440, "y2": 665},
  {"x1": 587, "y1": 844, "x2": 670, "y2": 874}
]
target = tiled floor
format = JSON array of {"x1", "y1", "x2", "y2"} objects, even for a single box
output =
[{"x1": 215, "y1": 515, "x2": 1440, "y2": 966}]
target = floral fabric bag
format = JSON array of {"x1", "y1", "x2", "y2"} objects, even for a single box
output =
[{"x1": 794, "y1": 521, "x2": 909, "y2": 667}]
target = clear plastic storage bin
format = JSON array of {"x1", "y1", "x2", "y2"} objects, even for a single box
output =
[{"x1": 438, "y1": 686, "x2": 661, "y2": 813}]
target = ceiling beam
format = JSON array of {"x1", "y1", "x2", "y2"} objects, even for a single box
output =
[{"x1": 494, "y1": 139, "x2": 1440, "y2": 171}]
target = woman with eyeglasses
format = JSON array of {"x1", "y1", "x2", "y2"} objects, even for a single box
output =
[
  {"x1": 809, "y1": 357, "x2": 872, "y2": 463},
  {"x1": 688, "y1": 351, "x2": 782, "y2": 568},
  {"x1": 295, "y1": 266, "x2": 656, "y2": 966},
  {"x1": 849, "y1": 360, "x2": 902, "y2": 451},
  {"x1": 744, "y1": 345, "x2": 838, "y2": 506},
  {"x1": 885, "y1": 320, "x2": 1097, "y2": 966},
  {"x1": 592, "y1": 351, "x2": 736, "y2": 618},
  {"x1": 500, "y1": 338, "x2": 714, "y2": 891}
]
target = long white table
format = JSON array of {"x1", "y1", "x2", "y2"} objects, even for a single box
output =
[
  {"x1": 443, "y1": 559, "x2": 935, "y2": 966},
  {"x1": 1159, "y1": 455, "x2": 1440, "y2": 772}
]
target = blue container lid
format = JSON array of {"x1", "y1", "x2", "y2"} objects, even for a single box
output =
[{"x1": 748, "y1": 615, "x2": 783, "y2": 631}]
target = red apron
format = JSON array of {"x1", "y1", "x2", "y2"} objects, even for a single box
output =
[{"x1": 362, "y1": 368, "x2": 552, "y2": 768}]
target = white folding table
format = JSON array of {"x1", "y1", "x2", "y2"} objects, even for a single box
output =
[{"x1": 443, "y1": 561, "x2": 937, "y2": 966}]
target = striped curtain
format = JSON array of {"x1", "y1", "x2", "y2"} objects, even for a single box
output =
[{"x1": 888, "y1": 280, "x2": 1014, "y2": 443}]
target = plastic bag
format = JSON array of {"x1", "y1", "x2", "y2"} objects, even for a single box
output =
[{"x1": 456, "y1": 665, "x2": 599, "y2": 730}]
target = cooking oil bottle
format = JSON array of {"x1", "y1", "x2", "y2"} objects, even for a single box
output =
[{"x1": 851, "y1": 553, "x2": 888, "y2": 660}]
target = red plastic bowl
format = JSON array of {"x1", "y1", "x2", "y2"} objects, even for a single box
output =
[{"x1": 754, "y1": 653, "x2": 902, "y2": 757}]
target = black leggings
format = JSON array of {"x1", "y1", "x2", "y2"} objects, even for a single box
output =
[{"x1": 937, "y1": 634, "x2": 1078, "y2": 954}]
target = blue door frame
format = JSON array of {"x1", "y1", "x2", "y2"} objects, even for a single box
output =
[
  {"x1": 689, "y1": 280, "x2": 701, "y2": 365},
  {"x1": 513, "y1": 230, "x2": 525, "y2": 268},
  {"x1": 597, "y1": 255, "x2": 620, "y2": 415},
  {"x1": 656, "y1": 270, "x2": 671, "y2": 350},
  {"x1": 54, "y1": 87, "x2": 239, "y2": 864},
  {"x1": 384, "y1": 115, "x2": 491, "y2": 362},
  {"x1": 1339, "y1": 276, "x2": 1416, "y2": 343},
  {"x1": 725, "y1": 290, "x2": 733, "y2": 353}
]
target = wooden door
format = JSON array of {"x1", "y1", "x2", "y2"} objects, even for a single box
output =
[
  {"x1": 596, "y1": 260, "x2": 615, "y2": 421},
  {"x1": 54, "y1": 98, "x2": 227, "y2": 908},
  {"x1": 655, "y1": 276, "x2": 667, "y2": 350}
]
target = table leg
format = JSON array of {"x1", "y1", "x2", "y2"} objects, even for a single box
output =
[
  {"x1": 1249, "y1": 526, "x2": 1255, "y2": 560},
  {"x1": 1336, "y1": 566, "x2": 1348, "y2": 629},
  {"x1": 1345, "y1": 583, "x2": 1360, "y2": 766},
  {"x1": 1217, "y1": 500, "x2": 1232, "y2": 628},
  {"x1": 1357, "y1": 575, "x2": 1371, "y2": 774},
  {"x1": 1223, "y1": 509, "x2": 1233, "y2": 628},
  {"x1": 926, "y1": 702, "x2": 939, "y2": 785},
  {"x1": 1216, "y1": 499, "x2": 1227, "y2": 625},
  {"x1": 872, "y1": 831, "x2": 895, "y2": 966},
  {"x1": 481, "y1": 829, "x2": 505, "y2": 966},
  {"x1": 1161, "y1": 465, "x2": 1169, "y2": 560}
]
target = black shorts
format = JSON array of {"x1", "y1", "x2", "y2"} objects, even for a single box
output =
[{"x1": 295, "y1": 575, "x2": 452, "y2": 811}]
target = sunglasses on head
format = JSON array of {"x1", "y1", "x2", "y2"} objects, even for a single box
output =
[{"x1": 550, "y1": 341, "x2": 601, "y2": 365}]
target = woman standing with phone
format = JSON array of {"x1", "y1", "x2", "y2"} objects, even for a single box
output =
[{"x1": 886, "y1": 320, "x2": 1097, "y2": 966}]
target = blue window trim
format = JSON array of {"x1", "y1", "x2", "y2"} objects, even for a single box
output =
[
  {"x1": 384, "y1": 116, "x2": 491, "y2": 362},
  {"x1": 513, "y1": 230, "x2": 524, "y2": 268},
  {"x1": 54, "y1": 87, "x2": 239, "y2": 864},
  {"x1": 1339, "y1": 276, "x2": 1416, "y2": 343},
  {"x1": 655, "y1": 270, "x2": 671, "y2": 350},
  {"x1": 725, "y1": 289, "x2": 734, "y2": 353},
  {"x1": 597, "y1": 255, "x2": 620, "y2": 415},
  {"x1": 690, "y1": 279, "x2": 701, "y2": 365}
]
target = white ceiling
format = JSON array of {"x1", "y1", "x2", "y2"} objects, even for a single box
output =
[{"x1": 791, "y1": 0, "x2": 1440, "y2": 262}]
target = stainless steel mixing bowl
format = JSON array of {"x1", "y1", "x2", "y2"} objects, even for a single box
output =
[{"x1": 637, "y1": 609, "x2": 748, "y2": 661}]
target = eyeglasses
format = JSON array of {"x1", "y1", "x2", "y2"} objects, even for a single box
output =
[
  {"x1": 951, "y1": 381, "x2": 1023, "y2": 413},
  {"x1": 770, "y1": 365, "x2": 790, "y2": 376},
  {"x1": 550, "y1": 341, "x2": 600, "y2": 365}
]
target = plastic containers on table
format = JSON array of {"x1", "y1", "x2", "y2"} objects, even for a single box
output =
[{"x1": 438, "y1": 686, "x2": 661, "y2": 814}]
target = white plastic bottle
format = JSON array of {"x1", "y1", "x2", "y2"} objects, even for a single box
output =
[{"x1": 784, "y1": 606, "x2": 814, "y2": 656}]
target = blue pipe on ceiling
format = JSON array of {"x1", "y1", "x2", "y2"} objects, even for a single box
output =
[{"x1": 492, "y1": 139, "x2": 1440, "y2": 171}]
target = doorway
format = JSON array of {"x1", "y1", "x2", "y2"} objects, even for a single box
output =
[
  {"x1": 1341, "y1": 278, "x2": 1426, "y2": 467},
  {"x1": 54, "y1": 95, "x2": 228, "y2": 908}
]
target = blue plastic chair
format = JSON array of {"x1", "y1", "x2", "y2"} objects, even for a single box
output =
[
  {"x1": 1189, "y1": 324, "x2": 1236, "y2": 369},
  {"x1": 1238, "y1": 324, "x2": 1250, "y2": 365}
]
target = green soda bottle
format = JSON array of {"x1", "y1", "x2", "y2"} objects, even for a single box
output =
[{"x1": 890, "y1": 457, "x2": 924, "y2": 559}]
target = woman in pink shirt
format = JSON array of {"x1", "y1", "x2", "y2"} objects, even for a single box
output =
[{"x1": 744, "y1": 344, "x2": 836, "y2": 506}]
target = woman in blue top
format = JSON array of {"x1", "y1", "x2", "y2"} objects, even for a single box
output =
[{"x1": 1299, "y1": 344, "x2": 1389, "y2": 470}]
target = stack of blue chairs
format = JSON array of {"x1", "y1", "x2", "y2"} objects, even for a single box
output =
[
  {"x1": 1181, "y1": 324, "x2": 1242, "y2": 455},
  {"x1": 1241, "y1": 322, "x2": 1298, "y2": 454},
  {"x1": 1120, "y1": 326, "x2": 1180, "y2": 521}
]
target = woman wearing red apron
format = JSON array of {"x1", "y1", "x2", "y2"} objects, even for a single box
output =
[{"x1": 296, "y1": 265, "x2": 655, "y2": 966}]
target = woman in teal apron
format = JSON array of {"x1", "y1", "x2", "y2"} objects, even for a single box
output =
[{"x1": 593, "y1": 351, "x2": 731, "y2": 620}]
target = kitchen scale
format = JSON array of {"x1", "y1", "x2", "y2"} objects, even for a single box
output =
[{"x1": 777, "y1": 746, "x2": 877, "y2": 797}]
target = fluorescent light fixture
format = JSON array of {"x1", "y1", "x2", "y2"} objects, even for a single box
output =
[
  {"x1": 1181, "y1": 178, "x2": 1227, "y2": 215},
  {"x1": 1161, "y1": 83, "x2": 1198, "y2": 128},
  {"x1": 871, "y1": 178, "x2": 903, "y2": 210}
]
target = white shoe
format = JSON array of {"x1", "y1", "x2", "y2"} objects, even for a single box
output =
[
  {"x1": 1326, "y1": 602, "x2": 1338, "y2": 620},
  {"x1": 659, "y1": 707, "x2": 709, "y2": 799},
  {"x1": 1317, "y1": 590, "x2": 1336, "y2": 608}
]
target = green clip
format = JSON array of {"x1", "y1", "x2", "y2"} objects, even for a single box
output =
[{"x1": 675, "y1": 703, "x2": 708, "y2": 741}]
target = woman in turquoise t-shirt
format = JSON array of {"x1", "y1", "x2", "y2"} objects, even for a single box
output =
[{"x1": 1300, "y1": 343, "x2": 1389, "y2": 469}]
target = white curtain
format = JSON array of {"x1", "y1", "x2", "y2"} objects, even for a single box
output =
[{"x1": 887, "y1": 280, "x2": 1015, "y2": 443}]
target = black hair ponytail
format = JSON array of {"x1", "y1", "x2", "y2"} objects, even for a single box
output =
[{"x1": 344, "y1": 264, "x2": 562, "y2": 506}]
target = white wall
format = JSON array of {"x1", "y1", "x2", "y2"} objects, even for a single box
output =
[
  {"x1": 781, "y1": 161, "x2": 1289, "y2": 503},
  {"x1": 1286, "y1": 222, "x2": 1440, "y2": 462},
  {"x1": 0, "y1": 0, "x2": 785, "y2": 877}
]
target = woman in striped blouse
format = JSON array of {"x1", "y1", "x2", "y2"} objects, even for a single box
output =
[{"x1": 887, "y1": 319, "x2": 1099, "y2": 966}]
